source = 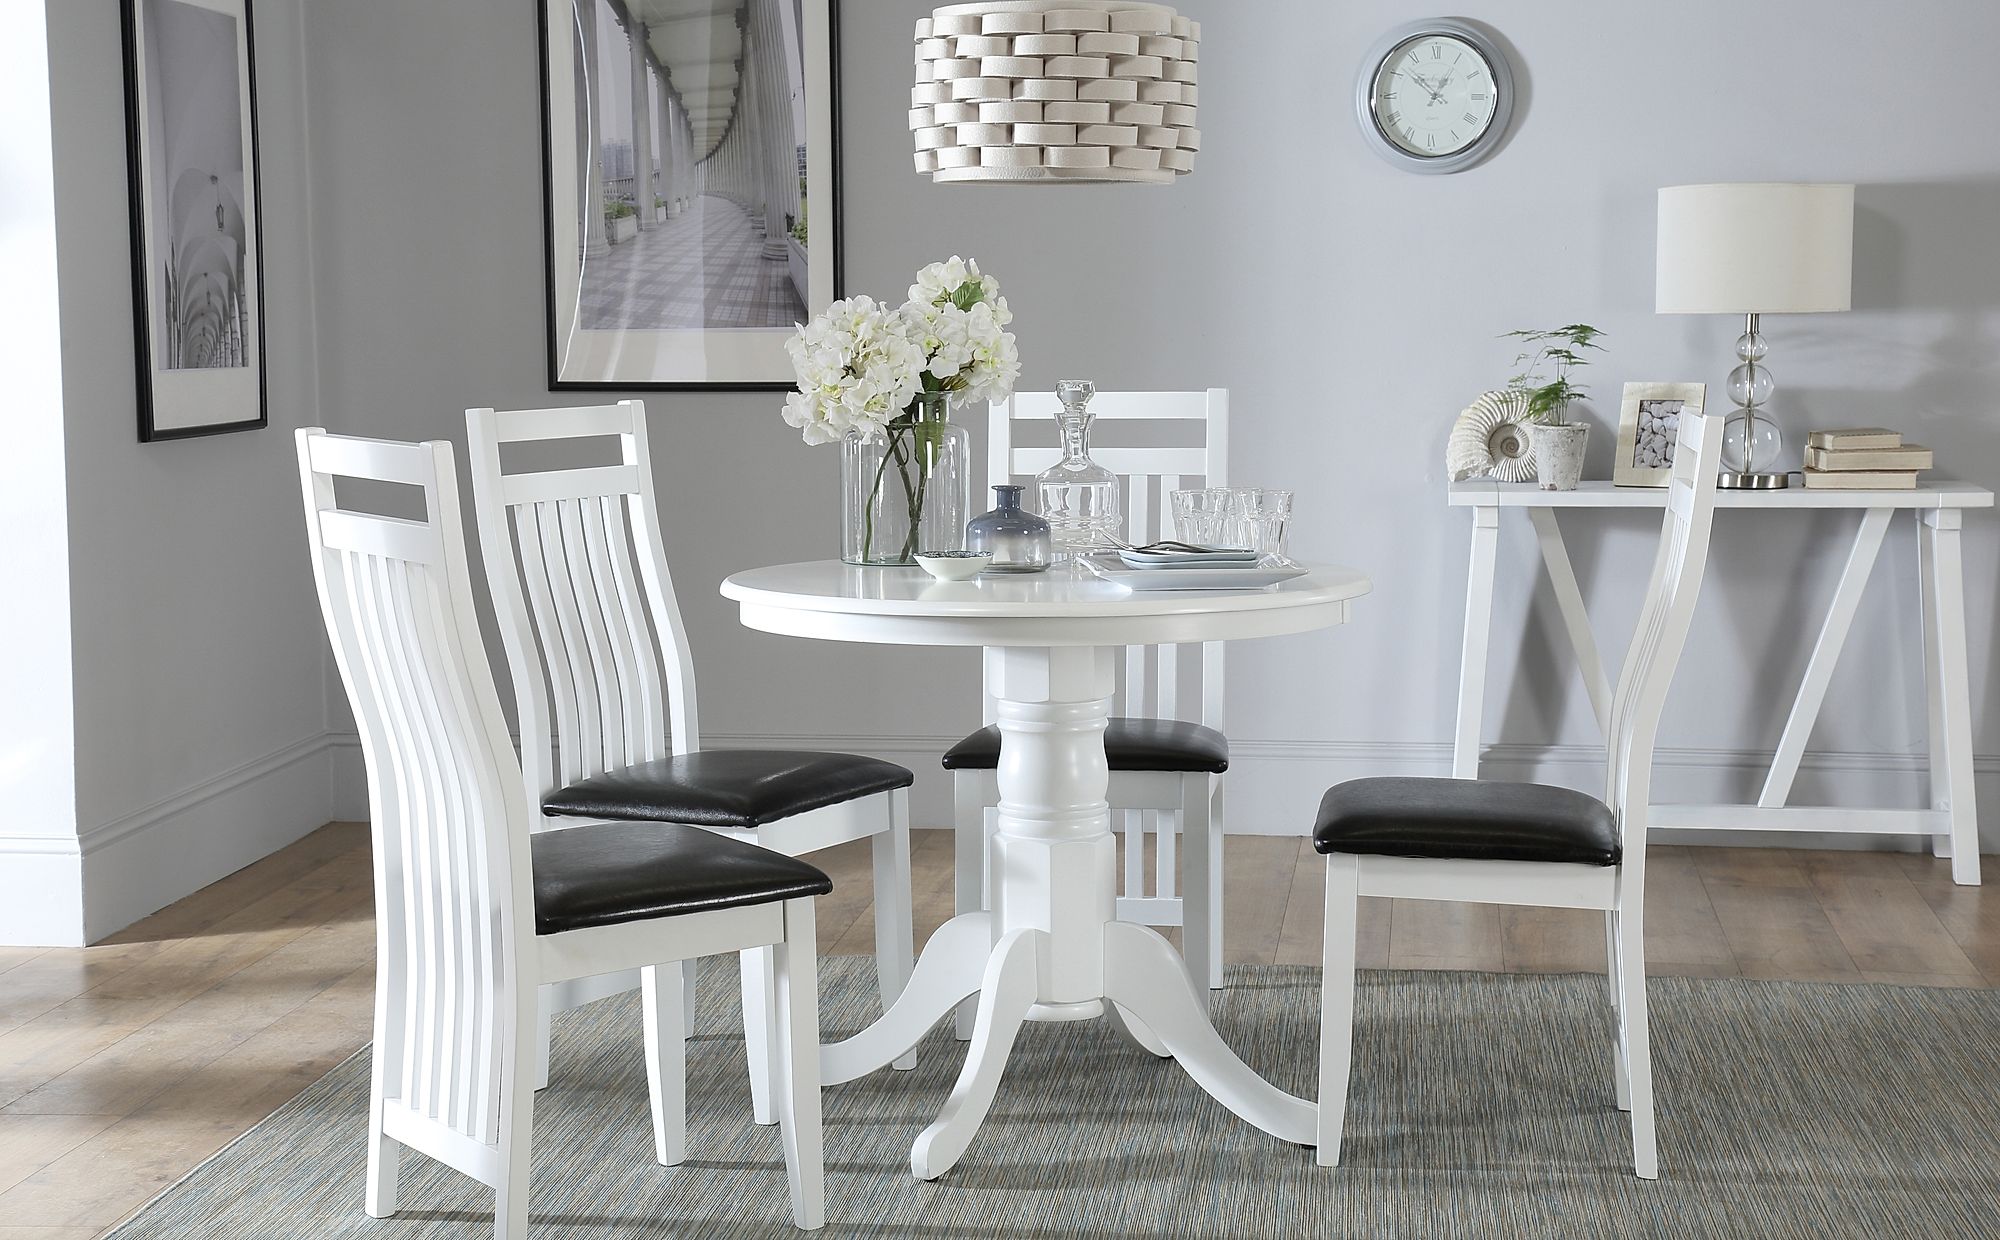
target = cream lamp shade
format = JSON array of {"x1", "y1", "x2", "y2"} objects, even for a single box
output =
[
  {"x1": 910, "y1": 2, "x2": 1201, "y2": 184},
  {"x1": 1655, "y1": 183, "x2": 1854, "y2": 315}
]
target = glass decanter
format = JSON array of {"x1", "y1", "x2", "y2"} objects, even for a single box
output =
[{"x1": 1035, "y1": 379, "x2": 1121, "y2": 562}]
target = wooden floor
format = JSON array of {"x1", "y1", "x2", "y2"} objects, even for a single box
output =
[{"x1": 1, "y1": 823, "x2": 1994, "y2": 1237}]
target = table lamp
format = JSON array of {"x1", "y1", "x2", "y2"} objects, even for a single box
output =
[{"x1": 1656, "y1": 182, "x2": 1854, "y2": 489}]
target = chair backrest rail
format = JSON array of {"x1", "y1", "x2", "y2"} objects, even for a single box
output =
[
  {"x1": 1604, "y1": 412, "x2": 1725, "y2": 851},
  {"x1": 298, "y1": 428, "x2": 528, "y2": 1149},
  {"x1": 988, "y1": 389, "x2": 1230, "y2": 728},
  {"x1": 468, "y1": 401, "x2": 699, "y2": 806}
]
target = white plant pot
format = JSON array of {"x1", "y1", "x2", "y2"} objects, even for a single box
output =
[
  {"x1": 786, "y1": 236, "x2": 809, "y2": 303},
  {"x1": 1530, "y1": 422, "x2": 1588, "y2": 491},
  {"x1": 607, "y1": 214, "x2": 638, "y2": 244}
]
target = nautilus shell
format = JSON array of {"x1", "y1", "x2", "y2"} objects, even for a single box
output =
[{"x1": 1447, "y1": 389, "x2": 1539, "y2": 483}]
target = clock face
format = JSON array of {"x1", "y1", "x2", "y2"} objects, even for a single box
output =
[{"x1": 1369, "y1": 33, "x2": 1499, "y2": 159}]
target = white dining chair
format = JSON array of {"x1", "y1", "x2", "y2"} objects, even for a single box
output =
[
  {"x1": 1314, "y1": 411, "x2": 1724, "y2": 1179},
  {"x1": 949, "y1": 389, "x2": 1231, "y2": 1022},
  {"x1": 296, "y1": 428, "x2": 826, "y2": 1234},
  {"x1": 466, "y1": 400, "x2": 915, "y2": 1119}
]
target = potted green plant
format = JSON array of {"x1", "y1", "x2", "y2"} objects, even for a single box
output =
[
  {"x1": 604, "y1": 199, "x2": 638, "y2": 244},
  {"x1": 1504, "y1": 323, "x2": 1604, "y2": 490}
]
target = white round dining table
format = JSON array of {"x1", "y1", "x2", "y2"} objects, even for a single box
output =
[{"x1": 721, "y1": 560, "x2": 1372, "y2": 1179}]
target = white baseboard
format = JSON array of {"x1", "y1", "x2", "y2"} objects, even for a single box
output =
[
  {"x1": 0, "y1": 732, "x2": 338, "y2": 946},
  {"x1": 327, "y1": 730, "x2": 1996, "y2": 855}
]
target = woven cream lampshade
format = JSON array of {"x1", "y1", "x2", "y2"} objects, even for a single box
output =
[{"x1": 910, "y1": 2, "x2": 1202, "y2": 184}]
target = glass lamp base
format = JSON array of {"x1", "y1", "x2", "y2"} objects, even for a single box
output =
[{"x1": 1721, "y1": 408, "x2": 1785, "y2": 476}]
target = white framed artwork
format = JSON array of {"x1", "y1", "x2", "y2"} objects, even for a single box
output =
[
  {"x1": 539, "y1": 0, "x2": 841, "y2": 390},
  {"x1": 121, "y1": 0, "x2": 266, "y2": 441}
]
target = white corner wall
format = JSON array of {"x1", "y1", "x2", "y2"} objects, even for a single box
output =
[
  {"x1": 306, "y1": 0, "x2": 2000, "y2": 849},
  {"x1": 12, "y1": 0, "x2": 1999, "y2": 947},
  {"x1": 0, "y1": 0, "x2": 84, "y2": 943},
  {"x1": 0, "y1": 0, "x2": 336, "y2": 945}
]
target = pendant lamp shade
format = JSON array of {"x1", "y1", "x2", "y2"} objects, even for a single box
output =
[{"x1": 911, "y1": 2, "x2": 1202, "y2": 184}]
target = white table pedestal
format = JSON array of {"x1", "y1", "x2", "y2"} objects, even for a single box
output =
[{"x1": 820, "y1": 645, "x2": 1314, "y2": 1180}]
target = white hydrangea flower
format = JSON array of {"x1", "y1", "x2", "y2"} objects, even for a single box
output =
[
  {"x1": 900, "y1": 256, "x2": 1018, "y2": 405},
  {"x1": 781, "y1": 295, "x2": 923, "y2": 445}
]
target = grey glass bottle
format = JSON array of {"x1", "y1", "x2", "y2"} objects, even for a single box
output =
[{"x1": 965, "y1": 485, "x2": 1051, "y2": 573}]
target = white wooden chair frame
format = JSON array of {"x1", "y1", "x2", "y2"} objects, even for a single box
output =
[
  {"x1": 466, "y1": 401, "x2": 914, "y2": 1118},
  {"x1": 1318, "y1": 412, "x2": 1726, "y2": 1181},
  {"x1": 297, "y1": 429, "x2": 824, "y2": 1234},
  {"x1": 955, "y1": 389, "x2": 1231, "y2": 1026}
]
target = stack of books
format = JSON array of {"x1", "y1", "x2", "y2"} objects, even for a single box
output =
[{"x1": 1801, "y1": 428, "x2": 1933, "y2": 489}]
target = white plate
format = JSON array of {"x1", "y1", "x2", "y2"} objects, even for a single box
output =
[
  {"x1": 1082, "y1": 554, "x2": 1307, "y2": 591},
  {"x1": 1116, "y1": 546, "x2": 1260, "y2": 568}
]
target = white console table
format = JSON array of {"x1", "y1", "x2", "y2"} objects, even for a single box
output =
[{"x1": 1449, "y1": 478, "x2": 1993, "y2": 885}]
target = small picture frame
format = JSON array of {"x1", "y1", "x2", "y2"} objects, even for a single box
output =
[{"x1": 1614, "y1": 382, "x2": 1706, "y2": 487}]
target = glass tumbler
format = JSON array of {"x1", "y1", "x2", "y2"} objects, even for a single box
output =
[
  {"x1": 1231, "y1": 489, "x2": 1295, "y2": 562},
  {"x1": 1170, "y1": 488, "x2": 1239, "y2": 548}
]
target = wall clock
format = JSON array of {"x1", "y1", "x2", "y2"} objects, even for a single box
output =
[{"x1": 1354, "y1": 18, "x2": 1515, "y2": 174}]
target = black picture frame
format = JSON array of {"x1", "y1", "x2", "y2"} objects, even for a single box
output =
[
  {"x1": 120, "y1": 0, "x2": 269, "y2": 442},
  {"x1": 538, "y1": 0, "x2": 843, "y2": 392}
]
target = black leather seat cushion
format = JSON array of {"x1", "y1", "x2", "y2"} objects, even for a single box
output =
[
  {"x1": 1313, "y1": 776, "x2": 1620, "y2": 867},
  {"x1": 533, "y1": 821, "x2": 832, "y2": 936},
  {"x1": 542, "y1": 750, "x2": 913, "y2": 830},
  {"x1": 941, "y1": 717, "x2": 1229, "y2": 774}
]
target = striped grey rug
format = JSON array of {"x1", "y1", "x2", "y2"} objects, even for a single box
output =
[{"x1": 109, "y1": 960, "x2": 2000, "y2": 1238}]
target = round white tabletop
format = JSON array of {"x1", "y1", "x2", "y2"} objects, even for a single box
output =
[{"x1": 721, "y1": 560, "x2": 1372, "y2": 647}]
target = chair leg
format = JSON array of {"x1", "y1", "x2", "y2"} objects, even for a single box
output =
[
  {"x1": 365, "y1": 1065, "x2": 400, "y2": 1217},
  {"x1": 773, "y1": 899, "x2": 826, "y2": 1230},
  {"x1": 1615, "y1": 909, "x2": 1659, "y2": 1179},
  {"x1": 875, "y1": 790, "x2": 917, "y2": 1071},
  {"x1": 1317, "y1": 853, "x2": 1360, "y2": 1168},
  {"x1": 1181, "y1": 776, "x2": 1215, "y2": 1008},
  {"x1": 1604, "y1": 909, "x2": 1623, "y2": 1019},
  {"x1": 641, "y1": 962, "x2": 687, "y2": 1166},
  {"x1": 683, "y1": 957, "x2": 699, "y2": 1040},
  {"x1": 1600, "y1": 904, "x2": 1632, "y2": 1112},
  {"x1": 495, "y1": 988, "x2": 539, "y2": 1240},
  {"x1": 532, "y1": 985, "x2": 553, "y2": 1091},
  {"x1": 743, "y1": 947, "x2": 780, "y2": 1126},
  {"x1": 1208, "y1": 777, "x2": 1225, "y2": 990},
  {"x1": 952, "y1": 774, "x2": 986, "y2": 1041}
]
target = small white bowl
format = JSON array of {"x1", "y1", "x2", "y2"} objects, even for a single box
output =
[{"x1": 916, "y1": 550, "x2": 993, "y2": 581}]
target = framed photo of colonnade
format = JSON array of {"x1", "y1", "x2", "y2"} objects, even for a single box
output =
[
  {"x1": 538, "y1": 0, "x2": 841, "y2": 391},
  {"x1": 120, "y1": 0, "x2": 267, "y2": 440}
]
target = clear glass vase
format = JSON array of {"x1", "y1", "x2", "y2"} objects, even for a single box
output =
[
  {"x1": 841, "y1": 392, "x2": 970, "y2": 565},
  {"x1": 1035, "y1": 379, "x2": 1121, "y2": 562}
]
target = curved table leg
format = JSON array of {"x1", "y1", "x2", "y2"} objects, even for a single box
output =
[
  {"x1": 822, "y1": 913, "x2": 991, "y2": 1086},
  {"x1": 1104, "y1": 1000, "x2": 1172, "y2": 1059},
  {"x1": 1103, "y1": 921, "x2": 1317, "y2": 1146},
  {"x1": 911, "y1": 928, "x2": 1042, "y2": 1181}
]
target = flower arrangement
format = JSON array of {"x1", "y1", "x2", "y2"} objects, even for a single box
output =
[{"x1": 784, "y1": 257, "x2": 1020, "y2": 562}]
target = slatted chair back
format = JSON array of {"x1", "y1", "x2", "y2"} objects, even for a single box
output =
[
  {"x1": 466, "y1": 400, "x2": 698, "y2": 805},
  {"x1": 1605, "y1": 412, "x2": 1726, "y2": 847},
  {"x1": 296, "y1": 428, "x2": 531, "y2": 1150},
  {"x1": 988, "y1": 389, "x2": 1230, "y2": 731}
]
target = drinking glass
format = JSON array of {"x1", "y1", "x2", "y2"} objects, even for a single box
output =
[
  {"x1": 1170, "y1": 488, "x2": 1240, "y2": 548},
  {"x1": 1229, "y1": 488, "x2": 1294, "y2": 562}
]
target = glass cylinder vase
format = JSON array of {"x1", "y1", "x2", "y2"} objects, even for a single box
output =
[{"x1": 841, "y1": 392, "x2": 971, "y2": 566}]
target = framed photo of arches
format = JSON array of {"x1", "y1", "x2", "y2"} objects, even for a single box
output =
[
  {"x1": 121, "y1": 0, "x2": 267, "y2": 441},
  {"x1": 538, "y1": 0, "x2": 842, "y2": 390}
]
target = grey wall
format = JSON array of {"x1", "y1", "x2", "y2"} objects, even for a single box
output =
[
  {"x1": 303, "y1": 1, "x2": 2000, "y2": 844},
  {"x1": 43, "y1": 0, "x2": 331, "y2": 937}
]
